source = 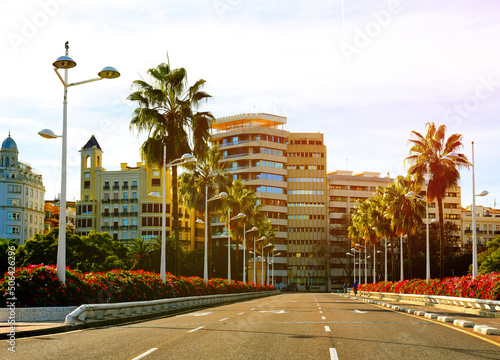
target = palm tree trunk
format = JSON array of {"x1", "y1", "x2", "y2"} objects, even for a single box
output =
[
  {"x1": 438, "y1": 197, "x2": 445, "y2": 279},
  {"x1": 172, "y1": 165, "x2": 180, "y2": 277}
]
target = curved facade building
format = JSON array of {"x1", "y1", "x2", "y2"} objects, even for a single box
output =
[{"x1": 0, "y1": 133, "x2": 45, "y2": 244}]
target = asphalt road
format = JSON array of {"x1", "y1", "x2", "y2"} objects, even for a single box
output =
[{"x1": 6, "y1": 293, "x2": 500, "y2": 360}]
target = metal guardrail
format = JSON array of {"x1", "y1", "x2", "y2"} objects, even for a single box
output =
[
  {"x1": 65, "y1": 291, "x2": 279, "y2": 325},
  {"x1": 359, "y1": 291, "x2": 500, "y2": 312}
]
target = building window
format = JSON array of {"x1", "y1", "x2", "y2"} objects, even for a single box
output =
[
  {"x1": 7, "y1": 213, "x2": 20, "y2": 220},
  {"x1": 84, "y1": 181, "x2": 90, "y2": 189},
  {"x1": 152, "y1": 178, "x2": 161, "y2": 187},
  {"x1": 7, "y1": 226, "x2": 20, "y2": 234},
  {"x1": 8, "y1": 185, "x2": 21, "y2": 193},
  {"x1": 8, "y1": 199, "x2": 21, "y2": 207},
  {"x1": 132, "y1": 192, "x2": 137, "y2": 199}
]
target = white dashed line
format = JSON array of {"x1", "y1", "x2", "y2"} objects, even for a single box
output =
[
  {"x1": 319, "y1": 311, "x2": 323, "y2": 314},
  {"x1": 324, "y1": 326, "x2": 331, "y2": 332},
  {"x1": 188, "y1": 326, "x2": 205, "y2": 333},
  {"x1": 238, "y1": 312, "x2": 245, "y2": 315},
  {"x1": 131, "y1": 348, "x2": 158, "y2": 360},
  {"x1": 330, "y1": 347, "x2": 339, "y2": 360},
  {"x1": 219, "y1": 318, "x2": 229, "y2": 322},
  {"x1": 250, "y1": 308, "x2": 255, "y2": 311},
  {"x1": 321, "y1": 316, "x2": 326, "y2": 320}
]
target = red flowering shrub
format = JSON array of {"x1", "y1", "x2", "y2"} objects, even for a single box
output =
[
  {"x1": 0, "y1": 265, "x2": 275, "y2": 307},
  {"x1": 357, "y1": 273, "x2": 500, "y2": 300}
]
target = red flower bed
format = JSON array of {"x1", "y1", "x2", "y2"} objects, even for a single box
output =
[
  {"x1": 357, "y1": 273, "x2": 500, "y2": 300},
  {"x1": 0, "y1": 265, "x2": 275, "y2": 307}
]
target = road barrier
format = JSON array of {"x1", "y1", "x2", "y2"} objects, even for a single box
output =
[
  {"x1": 359, "y1": 291, "x2": 500, "y2": 313},
  {"x1": 65, "y1": 290, "x2": 279, "y2": 325}
]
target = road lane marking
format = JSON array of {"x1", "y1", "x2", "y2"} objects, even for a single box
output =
[
  {"x1": 238, "y1": 312, "x2": 245, "y2": 315},
  {"x1": 319, "y1": 311, "x2": 323, "y2": 314},
  {"x1": 219, "y1": 318, "x2": 229, "y2": 321},
  {"x1": 176, "y1": 312, "x2": 213, "y2": 317},
  {"x1": 330, "y1": 348, "x2": 339, "y2": 360},
  {"x1": 324, "y1": 326, "x2": 331, "y2": 332},
  {"x1": 354, "y1": 310, "x2": 368, "y2": 314},
  {"x1": 188, "y1": 326, "x2": 205, "y2": 333},
  {"x1": 321, "y1": 316, "x2": 326, "y2": 320},
  {"x1": 259, "y1": 310, "x2": 288, "y2": 314},
  {"x1": 131, "y1": 348, "x2": 158, "y2": 360},
  {"x1": 318, "y1": 307, "x2": 322, "y2": 310},
  {"x1": 250, "y1": 308, "x2": 255, "y2": 310}
]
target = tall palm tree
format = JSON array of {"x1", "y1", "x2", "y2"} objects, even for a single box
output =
[
  {"x1": 179, "y1": 146, "x2": 231, "y2": 278},
  {"x1": 385, "y1": 175, "x2": 425, "y2": 279},
  {"x1": 128, "y1": 60, "x2": 214, "y2": 276},
  {"x1": 406, "y1": 123, "x2": 469, "y2": 278}
]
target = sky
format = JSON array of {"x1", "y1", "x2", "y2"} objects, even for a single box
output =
[{"x1": 1, "y1": 0, "x2": 499, "y2": 208}]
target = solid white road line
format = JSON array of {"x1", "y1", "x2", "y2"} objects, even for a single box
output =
[
  {"x1": 131, "y1": 348, "x2": 158, "y2": 360},
  {"x1": 188, "y1": 326, "x2": 205, "y2": 333},
  {"x1": 324, "y1": 326, "x2": 331, "y2": 332},
  {"x1": 330, "y1": 347, "x2": 339, "y2": 360}
]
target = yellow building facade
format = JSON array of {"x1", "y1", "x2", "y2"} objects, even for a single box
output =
[{"x1": 75, "y1": 136, "x2": 200, "y2": 250}]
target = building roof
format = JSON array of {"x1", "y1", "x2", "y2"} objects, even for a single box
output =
[
  {"x1": 1, "y1": 133, "x2": 17, "y2": 149},
  {"x1": 82, "y1": 135, "x2": 101, "y2": 150}
]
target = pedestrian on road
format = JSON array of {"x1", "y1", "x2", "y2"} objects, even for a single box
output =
[
  {"x1": 343, "y1": 283, "x2": 347, "y2": 293},
  {"x1": 352, "y1": 280, "x2": 358, "y2": 296}
]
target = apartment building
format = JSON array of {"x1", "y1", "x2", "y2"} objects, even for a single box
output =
[
  {"x1": 462, "y1": 205, "x2": 500, "y2": 247},
  {"x1": 0, "y1": 133, "x2": 45, "y2": 244},
  {"x1": 75, "y1": 136, "x2": 200, "y2": 249},
  {"x1": 211, "y1": 113, "x2": 329, "y2": 289}
]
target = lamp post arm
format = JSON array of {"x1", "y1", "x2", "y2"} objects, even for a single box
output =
[{"x1": 68, "y1": 77, "x2": 104, "y2": 87}]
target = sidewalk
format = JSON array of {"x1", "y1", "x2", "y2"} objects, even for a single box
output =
[{"x1": 335, "y1": 292, "x2": 500, "y2": 343}]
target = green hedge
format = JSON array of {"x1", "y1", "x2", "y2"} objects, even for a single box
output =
[{"x1": 0, "y1": 264, "x2": 275, "y2": 307}]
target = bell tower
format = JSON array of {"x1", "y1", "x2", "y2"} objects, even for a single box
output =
[{"x1": 79, "y1": 135, "x2": 103, "y2": 201}]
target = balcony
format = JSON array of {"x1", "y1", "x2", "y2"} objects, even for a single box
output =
[
  {"x1": 102, "y1": 226, "x2": 110, "y2": 231},
  {"x1": 121, "y1": 212, "x2": 129, "y2": 216},
  {"x1": 111, "y1": 199, "x2": 120, "y2": 203},
  {"x1": 122, "y1": 185, "x2": 129, "y2": 190},
  {"x1": 103, "y1": 185, "x2": 110, "y2": 190},
  {"x1": 121, "y1": 199, "x2": 130, "y2": 203},
  {"x1": 130, "y1": 199, "x2": 138, "y2": 203},
  {"x1": 131, "y1": 185, "x2": 138, "y2": 190},
  {"x1": 102, "y1": 199, "x2": 110, "y2": 203},
  {"x1": 113, "y1": 186, "x2": 120, "y2": 190},
  {"x1": 102, "y1": 212, "x2": 110, "y2": 217}
]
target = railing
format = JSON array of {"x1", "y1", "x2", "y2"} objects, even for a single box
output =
[
  {"x1": 65, "y1": 291, "x2": 279, "y2": 325},
  {"x1": 359, "y1": 291, "x2": 500, "y2": 312}
]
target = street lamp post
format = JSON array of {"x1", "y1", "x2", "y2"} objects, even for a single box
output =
[
  {"x1": 207, "y1": 192, "x2": 229, "y2": 281},
  {"x1": 40, "y1": 41, "x2": 119, "y2": 284},
  {"x1": 231, "y1": 213, "x2": 247, "y2": 283},
  {"x1": 245, "y1": 226, "x2": 259, "y2": 284},
  {"x1": 443, "y1": 145, "x2": 488, "y2": 278},
  {"x1": 149, "y1": 153, "x2": 195, "y2": 281},
  {"x1": 406, "y1": 190, "x2": 434, "y2": 283},
  {"x1": 356, "y1": 243, "x2": 366, "y2": 284},
  {"x1": 255, "y1": 236, "x2": 266, "y2": 284},
  {"x1": 263, "y1": 243, "x2": 273, "y2": 285},
  {"x1": 272, "y1": 249, "x2": 280, "y2": 287},
  {"x1": 346, "y1": 252, "x2": 355, "y2": 285}
]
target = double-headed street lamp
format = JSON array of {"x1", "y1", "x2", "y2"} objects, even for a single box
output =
[
  {"x1": 150, "y1": 153, "x2": 195, "y2": 281},
  {"x1": 263, "y1": 243, "x2": 274, "y2": 285},
  {"x1": 405, "y1": 191, "x2": 438, "y2": 283},
  {"x1": 245, "y1": 226, "x2": 259, "y2": 284},
  {"x1": 271, "y1": 249, "x2": 281, "y2": 287},
  {"x1": 39, "y1": 42, "x2": 120, "y2": 284},
  {"x1": 231, "y1": 212, "x2": 247, "y2": 283},
  {"x1": 443, "y1": 145, "x2": 488, "y2": 278},
  {"x1": 255, "y1": 235, "x2": 266, "y2": 284},
  {"x1": 206, "y1": 192, "x2": 230, "y2": 282}
]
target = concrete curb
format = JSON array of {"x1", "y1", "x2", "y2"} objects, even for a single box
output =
[{"x1": 335, "y1": 293, "x2": 500, "y2": 336}]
